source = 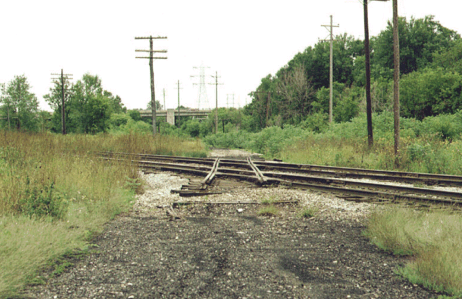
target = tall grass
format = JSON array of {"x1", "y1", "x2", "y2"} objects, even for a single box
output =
[
  {"x1": 0, "y1": 131, "x2": 207, "y2": 297},
  {"x1": 364, "y1": 207, "x2": 462, "y2": 296}
]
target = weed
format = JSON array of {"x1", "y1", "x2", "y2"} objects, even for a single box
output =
[
  {"x1": 299, "y1": 207, "x2": 318, "y2": 218},
  {"x1": 257, "y1": 205, "x2": 279, "y2": 216},
  {"x1": 261, "y1": 196, "x2": 278, "y2": 205}
]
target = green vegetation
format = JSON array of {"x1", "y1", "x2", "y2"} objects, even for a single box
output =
[
  {"x1": 260, "y1": 196, "x2": 279, "y2": 205},
  {"x1": 364, "y1": 207, "x2": 462, "y2": 297},
  {"x1": 0, "y1": 131, "x2": 206, "y2": 297},
  {"x1": 299, "y1": 207, "x2": 318, "y2": 218},
  {"x1": 257, "y1": 205, "x2": 279, "y2": 217}
]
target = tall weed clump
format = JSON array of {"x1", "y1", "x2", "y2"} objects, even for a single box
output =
[{"x1": 365, "y1": 207, "x2": 462, "y2": 296}]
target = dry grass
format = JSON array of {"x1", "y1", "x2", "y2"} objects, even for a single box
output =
[
  {"x1": 364, "y1": 207, "x2": 462, "y2": 297},
  {"x1": 0, "y1": 131, "x2": 207, "y2": 297}
]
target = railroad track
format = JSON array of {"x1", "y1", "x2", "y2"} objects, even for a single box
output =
[{"x1": 101, "y1": 152, "x2": 462, "y2": 206}]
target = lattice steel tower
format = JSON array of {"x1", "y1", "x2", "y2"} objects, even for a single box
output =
[{"x1": 191, "y1": 64, "x2": 210, "y2": 110}]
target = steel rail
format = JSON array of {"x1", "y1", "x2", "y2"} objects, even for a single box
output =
[
  {"x1": 202, "y1": 158, "x2": 220, "y2": 186},
  {"x1": 101, "y1": 152, "x2": 462, "y2": 186},
  {"x1": 129, "y1": 158, "x2": 462, "y2": 204},
  {"x1": 253, "y1": 160, "x2": 462, "y2": 186},
  {"x1": 101, "y1": 153, "x2": 462, "y2": 205},
  {"x1": 247, "y1": 157, "x2": 267, "y2": 184}
]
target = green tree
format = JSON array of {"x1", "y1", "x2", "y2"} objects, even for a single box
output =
[
  {"x1": 4, "y1": 75, "x2": 39, "y2": 131},
  {"x1": 276, "y1": 64, "x2": 315, "y2": 124},
  {"x1": 44, "y1": 73, "x2": 115, "y2": 134},
  {"x1": 432, "y1": 39, "x2": 462, "y2": 74},
  {"x1": 373, "y1": 16, "x2": 460, "y2": 76},
  {"x1": 43, "y1": 76, "x2": 74, "y2": 133},
  {"x1": 146, "y1": 100, "x2": 162, "y2": 110},
  {"x1": 400, "y1": 68, "x2": 462, "y2": 120}
]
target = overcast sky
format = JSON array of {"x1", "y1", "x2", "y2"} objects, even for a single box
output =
[{"x1": 1, "y1": 0, "x2": 460, "y2": 112}]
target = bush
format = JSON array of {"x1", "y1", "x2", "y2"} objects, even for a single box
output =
[{"x1": 19, "y1": 180, "x2": 67, "y2": 219}]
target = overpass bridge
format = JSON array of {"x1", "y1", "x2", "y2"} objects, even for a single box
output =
[{"x1": 139, "y1": 109, "x2": 212, "y2": 125}]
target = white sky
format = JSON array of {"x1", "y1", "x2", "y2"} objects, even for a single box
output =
[{"x1": 1, "y1": 0, "x2": 460, "y2": 112}]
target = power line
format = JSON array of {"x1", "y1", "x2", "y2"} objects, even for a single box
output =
[
  {"x1": 321, "y1": 15, "x2": 339, "y2": 123},
  {"x1": 135, "y1": 35, "x2": 168, "y2": 135},
  {"x1": 51, "y1": 69, "x2": 73, "y2": 135}
]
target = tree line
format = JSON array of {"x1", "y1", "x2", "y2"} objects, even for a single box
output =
[
  {"x1": 244, "y1": 15, "x2": 462, "y2": 132},
  {"x1": 3, "y1": 15, "x2": 462, "y2": 137}
]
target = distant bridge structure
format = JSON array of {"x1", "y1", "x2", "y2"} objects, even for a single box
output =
[{"x1": 139, "y1": 109, "x2": 212, "y2": 126}]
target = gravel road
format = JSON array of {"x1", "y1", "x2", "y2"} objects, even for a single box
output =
[{"x1": 22, "y1": 154, "x2": 439, "y2": 298}]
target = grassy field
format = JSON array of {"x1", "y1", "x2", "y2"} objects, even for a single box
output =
[{"x1": 0, "y1": 131, "x2": 207, "y2": 297}]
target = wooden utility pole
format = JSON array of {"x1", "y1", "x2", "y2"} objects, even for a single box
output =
[
  {"x1": 364, "y1": 0, "x2": 390, "y2": 148},
  {"x1": 135, "y1": 35, "x2": 167, "y2": 136},
  {"x1": 51, "y1": 70, "x2": 73, "y2": 134},
  {"x1": 322, "y1": 16, "x2": 339, "y2": 123},
  {"x1": 175, "y1": 80, "x2": 182, "y2": 127},
  {"x1": 392, "y1": 0, "x2": 400, "y2": 164},
  {"x1": 364, "y1": 0, "x2": 373, "y2": 148},
  {"x1": 163, "y1": 88, "x2": 166, "y2": 111},
  {"x1": 209, "y1": 71, "x2": 223, "y2": 134}
]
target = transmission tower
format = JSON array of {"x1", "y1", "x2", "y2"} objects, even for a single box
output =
[
  {"x1": 191, "y1": 64, "x2": 210, "y2": 110},
  {"x1": 226, "y1": 94, "x2": 234, "y2": 108}
]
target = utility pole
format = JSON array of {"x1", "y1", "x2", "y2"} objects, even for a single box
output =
[
  {"x1": 322, "y1": 15, "x2": 339, "y2": 123},
  {"x1": 209, "y1": 71, "x2": 223, "y2": 134},
  {"x1": 51, "y1": 69, "x2": 73, "y2": 134},
  {"x1": 174, "y1": 80, "x2": 183, "y2": 127},
  {"x1": 364, "y1": 0, "x2": 373, "y2": 148},
  {"x1": 191, "y1": 64, "x2": 210, "y2": 110},
  {"x1": 393, "y1": 0, "x2": 400, "y2": 165},
  {"x1": 135, "y1": 35, "x2": 167, "y2": 135},
  {"x1": 163, "y1": 88, "x2": 166, "y2": 110},
  {"x1": 363, "y1": 0, "x2": 390, "y2": 148}
]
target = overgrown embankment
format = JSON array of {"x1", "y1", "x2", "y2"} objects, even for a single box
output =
[{"x1": 0, "y1": 131, "x2": 206, "y2": 297}]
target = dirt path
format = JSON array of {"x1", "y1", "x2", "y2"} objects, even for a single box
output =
[{"x1": 24, "y1": 203, "x2": 435, "y2": 299}]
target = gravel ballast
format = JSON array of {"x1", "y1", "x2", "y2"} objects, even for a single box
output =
[{"x1": 23, "y1": 169, "x2": 439, "y2": 298}]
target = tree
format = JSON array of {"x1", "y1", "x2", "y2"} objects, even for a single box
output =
[
  {"x1": 44, "y1": 73, "x2": 115, "y2": 134},
  {"x1": 104, "y1": 91, "x2": 126, "y2": 114},
  {"x1": 146, "y1": 100, "x2": 162, "y2": 110},
  {"x1": 276, "y1": 64, "x2": 315, "y2": 124},
  {"x1": 400, "y1": 68, "x2": 462, "y2": 120},
  {"x1": 44, "y1": 76, "x2": 74, "y2": 133},
  {"x1": 373, "y1": 15, "x2": 460, "y2": 76},
  {"x1": 4, "y1": 75, "x2": 39, "y2": 131},
  {"x1": 432, "y1": 39, "x2": 462, "y2": 74},
  {"x1": 0, "y1": 83, "x2": 13, "y2": 129}
]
